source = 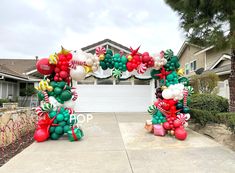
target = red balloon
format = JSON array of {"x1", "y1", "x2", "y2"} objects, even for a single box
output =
[
  {"x1": 66, "y1": 53, "x2": 72, "y2": 60},
  {"x1": 163, "y1": 122, "x2": 170, "y2": 130},
  {"x1": 36, "y1": 58, "x2": 55, "y2": 75},
  {"x1": 34, "y1": 128, "x2": 49, "y2": 142},
  {"x1": 175, "y1": 127, "x2": 187, "y2": 140},
  {"x1": 54, "y1": 67, "x2": 60, "y2": 73},
  {"x1": 60, "y1": 71, "x2": 68, "y2": 78},
  {"x1": 173, "y1": 120, "x2": 182, "y2": 128},
  {"x1": 54, "y1": 76, "x2": 59, "y2": 81},
  {"x1": 60, "y1": 65, "x2": 68, "y2": 71}
]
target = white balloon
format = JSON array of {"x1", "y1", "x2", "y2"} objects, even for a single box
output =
[
  {"x1": 185, "y1": 113, "x2": 190, "y2": 120},
  {"x1": 70, "y1": 66, "x2": 86, "y2": 81},
  {"x1": 162, "y1": 89, "x2": 172, "y2": 99},
  {"x1": 48, "y1": 96, "x2": 62, "y2": 110}
]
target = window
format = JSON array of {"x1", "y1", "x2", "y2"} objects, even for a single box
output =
[
  {"x1": 185, "y1": 63, "x2": 190, "y2": 75},
  {"x1": 190, "y1": 60, "x2": 197, "y2": 71}
]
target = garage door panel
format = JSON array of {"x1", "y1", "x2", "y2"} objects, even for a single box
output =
[{"x1": 75, "y1": 85, "x2": 152, "y2": 112}]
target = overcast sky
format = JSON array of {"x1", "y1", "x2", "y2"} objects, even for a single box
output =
[{"x1": 0, "y1": 0, "x2": 185, "y2": 59}]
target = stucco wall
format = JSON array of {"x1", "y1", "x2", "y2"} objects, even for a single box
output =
[
  {"x1": 206, "y1": 48, "x2": 230, "y2": 69},
  {"x1": 179, "y1": 45, "x2": 203, "y2": 76},
  {"x1": 0, "y1": 103, "x2": 37, "y2": 147}
]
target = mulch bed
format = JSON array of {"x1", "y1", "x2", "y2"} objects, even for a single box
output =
[{"x1": 0, "y1": 131, "x2": 34, "y2": 167}]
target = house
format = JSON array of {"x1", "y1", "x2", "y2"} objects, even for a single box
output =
[
  {"x1": 0, "y1": 39, "x2": 155, "y2": 111},
  {"x1": 0, "y1": 59, "x2": 41, "y2": 103},
  {"x1": 73, "y1": 39, "x2": 155, "y2": 112},
  {"x1": 177, "y1": 41, "x2": 231, "y2": 98}
]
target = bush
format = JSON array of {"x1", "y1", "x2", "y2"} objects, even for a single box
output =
[
  {"x1": 215, "y1": 112, "x2": 235, "y2": 133},
  {"x1": 190, "y1": 109, "x2": 235, "y2": 133},
  {"x1": 190, "y1": 72, "x2": 219, "y2": 94},
  {"x1": 0, "y1": 99, "x2": 10, "y2": 107},
  {"x1": 189, "y1": 94, "x2": 229, "y2": 112},
  {"x1": 190, "y1": 108, "x2": 215, "y2": 126}
]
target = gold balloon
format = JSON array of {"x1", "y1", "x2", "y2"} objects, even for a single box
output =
[
  {"x1": 161, "y1": 86, "x2": 167, "y2": 90},
  {"x1": 177, "y1": 68, "x2": 184, "y2": 76},
  {"x1": 127, "y1": 55, "x2": 133, "y2": 61},
  {"x1": 84, "y1": 66, "x2": 92, "y2": 73},
  {"x1": 99, "y1": 54, "x2": 105, "y2": 60},
  {"x1": 59, "y1": 46, "x2": 71, "y2": 55}
]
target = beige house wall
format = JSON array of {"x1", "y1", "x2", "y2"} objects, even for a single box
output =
[
  {"x1": 179, "y1": 45, "x2": 203, "y2": 76},
  {"x1": 206, "y1": 48, "x2": 230, "y2": 69}
]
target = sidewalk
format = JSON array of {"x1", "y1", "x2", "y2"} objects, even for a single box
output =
[{"x1": 1, "y1": 113, "x2": 235, "y2": 173}]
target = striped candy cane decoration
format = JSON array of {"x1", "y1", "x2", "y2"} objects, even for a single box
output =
[
  {"x1": 69, "y1": 60, "x2": 86, "y2": 69},
  {"x1": 156, "y1": 102, "x2": 169, "y2": 117},
  {"x1": 95, "y1": 46, "x2": 106, "y2": 56},
  {"x1": 183, "y1": 89, "x2": 188, "y2": 107},
  {"x1": 42, "y1": 91, "x2": 49, "y2": 103},
  {"x1": 72, "y1": 91, "x2": 78, "y2": 101},
  {"x1": 35, "y1": 106, "x2": 44, "y2": 117},
  {"x1": 65, "y1": 108, "x2": 75, "y2": 114},
  {"x1": 177, "y1": 113, "x2": 187, "y2": 124}
]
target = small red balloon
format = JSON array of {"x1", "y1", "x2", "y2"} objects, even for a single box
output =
[
  {"x1": 34, "y1": 128, "x2": 49, "y2": 142},
  {"x1": 173, "y1": 120, "x2": 182, "y2": 128},
  {"x1": 60, "y1": 71, "x2": 68, "y2": 78},
  {"x1": 54, "y1": 67, "x2": 60, "y2": 73},
  {"x1": 163, "y1": 122, "x2": 170, "y2": 130},
  {"x1": 175, "y1": 127, "x2": 187, "y2": 140},
  {"x1": 36, "y1": 58, "x2": 55, "y2": 75}
]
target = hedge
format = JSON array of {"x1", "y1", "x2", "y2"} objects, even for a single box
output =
[
  {"x1": 189, "y1": 94, "x2": 229, "y2": 112},
  {"x1": 190, "y1": 109, "x2": 235, "y2": 133}
]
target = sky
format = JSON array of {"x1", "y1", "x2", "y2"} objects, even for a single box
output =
[{"x1": 0, "y1": 0, "x2": 185, "y2": 59}]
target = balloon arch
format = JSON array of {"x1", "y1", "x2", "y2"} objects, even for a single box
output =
[{"x1": 34, "y1": 46, "x2": 193, "y2": 142}]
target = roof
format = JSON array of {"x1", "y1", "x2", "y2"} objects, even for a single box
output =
[
  {"x1": 210, "y1": 54, "x2": 231, "y2": 70},
  {"x1": 81, "y1": 39, "x2": 131, "y2": 53},
  {"x1": 194, "y1": 46, "x2": 215, "y2": 56},
  {"x1": 209, "y1": 64, "x2": 231, "y2": 75},
  {"x1": 0, "y1": 64, "x2": 28, "y2": 80},
  {"x1": 177, "y1": 41, "x2": 203, "y2": 58},
  {"x1": 0, "y1": 59, "x2": 36, "y2": 74}
]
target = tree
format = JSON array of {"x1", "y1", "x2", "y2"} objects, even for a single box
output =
[{"x1": 165, "y1": 0, "x2": 235, "y2": 111}]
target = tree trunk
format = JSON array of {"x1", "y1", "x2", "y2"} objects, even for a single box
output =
[
  {"x1": 229, "y1": 49, "x2": 235, "y2": 111},
  {"x1": 228, "y1": 15, "x2": 235, "y2": 112}
]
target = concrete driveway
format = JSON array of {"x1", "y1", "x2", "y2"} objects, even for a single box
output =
[{"x1": 1, "y1": 113, "x2": 235, "y2": 173}]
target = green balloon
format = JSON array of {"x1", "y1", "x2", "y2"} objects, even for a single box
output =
[
  {"x1": 166, "y1": 74, "x2": 173, "y2": 80},
  {"x1": 50, "y1": 81, "x2": 57, "y2": 88},
  {"x1": 49, "y1": 111, "x2": 57, "y2": 118},
  {"x1": 56, "y1": 114, "x2": 64, "y2": 122},
  {"x1": 63, "y1": 125, "x2": 70, "y2": 133},
  {"x1": 106, "y1": 49, "x2": 113, "y2": 56},
  {"x1": 50, "y1": 133, "x2": 60, "y2": 140},
  {"x1": 121, "y1": 56, "x2": 127, "y2": 63},
  {"x1": 37, "y1": 92, "x2": 44, "y2": 100},
  {"x1": 60, "y1": 90, "x2": 72, "y2": 101},
  {"x1": 57, "y1": 81, "x2": 66, "y2": 88},
  {"x1": 152, "y1": 118, "x2": 158, "y2": 124},
  {"x1": 171, "y1": 56, "x2": 179, "y2": 63},
  {"x1": 55, "y1": 126, "x2": 64, "y2": 135},
  {"x1": 114, "y1": 53, "x2": 120, "y2": 59},
  {"x1": 54, "y1": 87, "x2": 62, "y2": 95},
  {"x1": 49, "y1": 126, "x2": 55, "y2": 133},
  {"x1": 59, "y1": 121, "x2": 66, "y2": 126},
  {"x1": 53, "y1": 119, "x2": 58, "y2": 124},
  {"x1": 179, "y1": 77, "x2": 189, "y2": 86}
]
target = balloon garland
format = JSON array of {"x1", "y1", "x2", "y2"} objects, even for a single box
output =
[{"x1": 34, "y1": 45, "x2": 192, "y2": 142}]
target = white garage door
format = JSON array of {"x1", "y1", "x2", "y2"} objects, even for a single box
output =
[{"x1": 73, "y1": 79, "x2": 154, "y2": 112}]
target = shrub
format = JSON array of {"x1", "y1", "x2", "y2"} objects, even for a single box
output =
[
  {"x1": 189, "y1": 94, "x2": 229, "y2": 112},
  {"x1": 190, "y1": 108, "x2": 215, "y2": 126},
  {"x1": 0, "y1": 99, "x2": 10, "y2": 107},
  {"x1": 215, "y1": 112, "x2": 235, "y2": 133},
  {"x1": 190, "y1": 109, "x2": 235, "y2": 133},
  {"x1": 190, "y1": 72, "x2": 219, "y2": 94}
]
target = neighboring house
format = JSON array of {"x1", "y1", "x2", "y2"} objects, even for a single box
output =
[
  {"x1": 177, "y1": 41, "x2": 231, "y2": 98},
  {"x1": 0, "y1": 59, "x2": 41, "y2": 106}
]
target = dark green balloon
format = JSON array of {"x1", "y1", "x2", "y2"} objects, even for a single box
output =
[
  {"x1": 54, "y1": 87, "x2": 62, "y2": 95},
  {"x1": 59, "y1": 121, "x2": 66, "y2": 126},
  {"x1": 55, "y1": 126, "x2": 64, "y2": 135},
  {"x1": 50, "y1": 127, "x2": 55, "y2": 133},
  {"x1": 63, "y1": 125, "x2": 70, "y2": 133},
  {"x1": 57, "y1": 81, "x2": 66, "y2": 88},
  {"x1": 50, "y1": 133, "x2": 60, "y2": 140},
  {"x1": 60, "y1": 90, "x2": 72, "y2": 101}
]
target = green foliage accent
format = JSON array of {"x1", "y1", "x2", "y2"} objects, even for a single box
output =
[
  {"x1": 165, "y1": 0, "x2": 235, "y2": 49},
  {"x1": 191, "y1": 109, "x2": 235, "y2": 133},
  {"x1": 190, "y1": 94, "x2": 229, "y2": 112},
  {"x1": 190, "y1": 72, "x2": 219, "y2": 94}
]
